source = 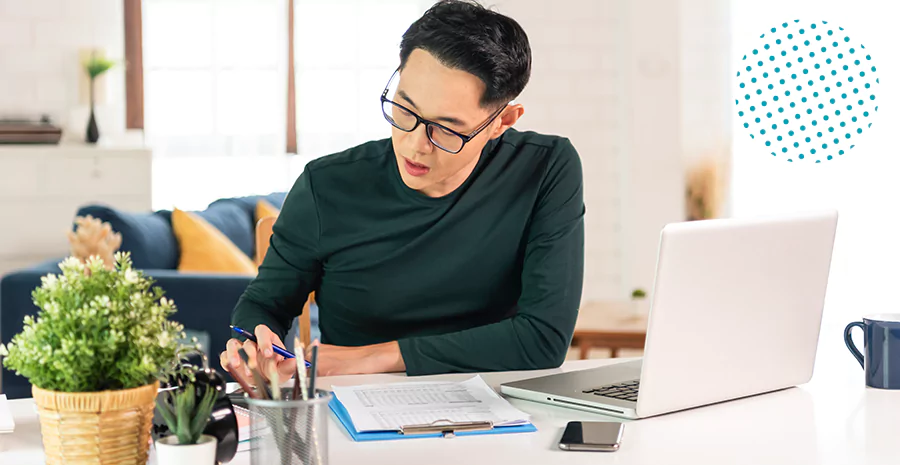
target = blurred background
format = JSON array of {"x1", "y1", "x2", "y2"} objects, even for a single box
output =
[{"x1": 0, "y1": 0, "x2": 895, "y2": 394}]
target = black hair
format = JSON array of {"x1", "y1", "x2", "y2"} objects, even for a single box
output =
[{"x1": 399, "y1": 0, "x2": 531, "y2": 108}]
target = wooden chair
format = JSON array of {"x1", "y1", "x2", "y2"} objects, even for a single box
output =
[{"x1": 255, "y1": 216, "x2": 313, "y2": 348}]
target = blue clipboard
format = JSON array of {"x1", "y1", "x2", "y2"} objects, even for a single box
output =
[{"x1": 329, "y1": 396, "x2": 537, "y2": 441}]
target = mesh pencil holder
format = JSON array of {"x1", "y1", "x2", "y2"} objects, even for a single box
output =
[{"x1": 246, "y1": 388, "x2": 331, "y2": 465}]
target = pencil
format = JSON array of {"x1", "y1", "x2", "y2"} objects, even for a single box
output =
[
  {"x1": 296, "y1": 339, "x2": 309, "y2": 401},
  {"x1": 239, "y1": 348, "x2": 270, "y2": 400},
  {"x1": 292, "y1": 365, "x2": 301, "y2": 401},
  {"x1": 227, "y1": 360, "x2": 260, "y2": 400},
  {"x1": 268, "y1": 365, "x2": 280, "y2": 401},
  {"x1": 308, "y1": 344, "x2": 319, "y2": 398}
]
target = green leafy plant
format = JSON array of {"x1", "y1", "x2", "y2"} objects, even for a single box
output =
[
  {"x1": 0, "y1": 253, "x2": 189, "y2": 392},
  {"x1": 84, "y1": 53, "x2": 116, "y2": 80},
  {"x1": 156, "y1": 382, "x2": 217, "y2": 445},
  {"x1": 631, "y1": 288, "x2": 646, "y2": 299}
]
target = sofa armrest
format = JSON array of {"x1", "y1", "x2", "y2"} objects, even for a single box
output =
[{"x1": 1, "y1": 260, "x2": 68, "y2": 398}]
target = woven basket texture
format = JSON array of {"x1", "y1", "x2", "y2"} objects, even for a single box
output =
[{"x1": 32, "y1": 381, "x2": 159, "y2": 465}]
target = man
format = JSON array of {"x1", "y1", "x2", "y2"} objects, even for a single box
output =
[{"x1": 221, "y1": 0, "x2": 584, "y2": 379}]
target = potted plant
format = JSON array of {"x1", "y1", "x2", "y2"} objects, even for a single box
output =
[
  {"x1": 631, "y1": 288, "x2": 649, "y2": 315},
  {"x1": 83, "y1": 51, "x2": 116, "y2": 143},
  {"x1": 155, "y1": 381, "x2": 219, "y2": 464},
  {"x1": 0, "y1": 253, "x2": 189, "y2": 464}
]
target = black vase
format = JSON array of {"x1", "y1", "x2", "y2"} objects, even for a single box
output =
[
  {"x1": 86, "y1": 107, "x2": 99, "y2": 143},
  {"x1": 86, "y1": 77, "x2": 99, "y2": 143}
]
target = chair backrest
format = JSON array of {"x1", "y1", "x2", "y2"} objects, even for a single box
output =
[
  {"x1": 255, "y1": 216, "x2": 312, "y2": 348},
  {"x1": 255, "y1": 217, "x2": 277, "y2": 266}
]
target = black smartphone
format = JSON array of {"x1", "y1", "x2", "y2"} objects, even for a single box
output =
[{"x1": 558, "y1": 421, "x2": 624, "y2": 452}]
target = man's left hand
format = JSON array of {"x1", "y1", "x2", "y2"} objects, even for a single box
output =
[{"x1": 306, "y1": 341, "x2": 406, "y2": 376}]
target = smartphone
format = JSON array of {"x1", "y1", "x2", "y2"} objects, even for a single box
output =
[{"x1": 558, "y1": 421, "x2": 624, "y2": 452}]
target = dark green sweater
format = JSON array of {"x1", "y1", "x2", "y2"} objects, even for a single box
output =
[{"x1": 232, "y1": 128, "x2": 585, "y2": 375}]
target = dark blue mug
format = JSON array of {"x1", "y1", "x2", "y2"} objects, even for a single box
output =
[{"x1": 844, "y1": 315, "x2": 900, "y2": 389}]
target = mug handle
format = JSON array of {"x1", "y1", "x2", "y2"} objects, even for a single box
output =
[{"x1": 844, "y1": 321, "x2": 865, "y2": 369}]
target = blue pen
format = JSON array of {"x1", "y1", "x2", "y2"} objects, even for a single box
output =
[{"x1": 230, "y1": 325, "x2": 311, "y2": 368}]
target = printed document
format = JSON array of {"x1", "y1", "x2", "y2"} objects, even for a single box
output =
[{"x1": 332, "y1": 376, "x2": 530, "y2": 432}]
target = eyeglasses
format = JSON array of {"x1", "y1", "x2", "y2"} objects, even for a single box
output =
[{"x1": 380, "y1": 69, "x2": 507, "y2": 154}]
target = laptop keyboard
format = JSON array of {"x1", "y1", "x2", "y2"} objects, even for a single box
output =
[{"x1": 582, "y1": 380, "x2": 640, "y2": 402}]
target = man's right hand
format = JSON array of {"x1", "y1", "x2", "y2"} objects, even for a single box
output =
[{"x1": 219, "y1": 324, "x2": 297, "y2": 383}]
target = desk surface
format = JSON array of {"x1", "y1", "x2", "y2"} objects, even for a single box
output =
[{"x1": 1, "y1": 358, "x2": 896, "y2": 465}]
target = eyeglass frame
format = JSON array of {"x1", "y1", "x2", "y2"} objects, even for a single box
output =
[{"x1": 380, "y1": 68, "x2": 509, "y2": 154}]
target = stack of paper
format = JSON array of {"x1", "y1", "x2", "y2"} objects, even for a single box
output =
[
  {"x1": 0, "y1": 394, "x2": 15, "y2": 433},
  {"x1": 234, "y1": 404, "x2": 252, "y2": 452},
  {"x1": 331, "y1": 376, "x2": 531, "y2": 433}
]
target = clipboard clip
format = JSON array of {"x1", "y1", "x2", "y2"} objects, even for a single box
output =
[{"x1": 399, "y1": 419, "x2": 495, "y2": 438}]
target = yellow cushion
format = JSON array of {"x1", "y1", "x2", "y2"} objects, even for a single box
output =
[
  {"x1": 256, "y1": 199, "x2": 281, "y2": 222},
  {"x1": 172, "y1": 208, "x2": 257, "y2": 275}
]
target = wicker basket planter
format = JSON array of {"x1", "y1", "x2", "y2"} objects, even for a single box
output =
[{"x1": 32, "y1": 381, "x2": 159, "y2": 464}]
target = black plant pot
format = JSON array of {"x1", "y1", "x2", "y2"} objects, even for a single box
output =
[{"x1": 152, "y1": 366, "x2": 239, "y2": 464}]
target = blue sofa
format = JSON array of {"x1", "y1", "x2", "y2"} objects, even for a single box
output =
[{"x1": 0, "y1": 193, "x2": 319, "y2": 399}]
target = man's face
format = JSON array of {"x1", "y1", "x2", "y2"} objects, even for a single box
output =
[{"x1": 389, "y1": 49, "x2": 503, "y2": 197}]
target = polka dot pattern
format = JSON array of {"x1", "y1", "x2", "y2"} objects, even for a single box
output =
[{"x1": 736, "y1": 20, "x2": 879, "y2": 162}]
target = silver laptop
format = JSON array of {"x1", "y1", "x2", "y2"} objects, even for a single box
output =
[{"x1": 501, "y1": 210, "x2": 838, "y2": 419}]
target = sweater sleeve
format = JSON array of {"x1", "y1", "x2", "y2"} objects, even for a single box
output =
[
  {"x1": 231, "y1": 169, "x2": 322, "y2": 340},
  {"x1": 397, "y1": 138, "x2": 585, "y2": 374}
]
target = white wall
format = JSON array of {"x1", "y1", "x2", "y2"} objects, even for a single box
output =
[
  {"x1": 730, "y1": 0, "x2": 900, "y2": 385},
  {"x1": 0, "y1": 0, "x2": 126, "y2": 137},
  {"x1": 498, "y1": 0, "x2": 731, "y2": 302},
  {"x1": 680, "y1": 0, "x2": 732, "y2": 215},
  {"x1": 495, "y1": 0, "x2": 630, "y2": 301}
]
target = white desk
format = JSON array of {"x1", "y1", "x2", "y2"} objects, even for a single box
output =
[{"x1": 0, "y1": 358, "x2": 896, "y2": 464}]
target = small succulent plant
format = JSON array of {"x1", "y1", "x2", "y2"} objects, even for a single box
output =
[{"x1": 156, "y1": 381, "x2": 217, "y2": 445}]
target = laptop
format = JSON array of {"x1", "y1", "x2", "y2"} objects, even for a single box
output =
[{"x1": 500, "y1": 210, "x2": 838, "y2": 420}]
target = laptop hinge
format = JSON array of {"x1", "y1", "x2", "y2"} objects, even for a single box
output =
[{"x1": 552, "y1": 397, "x2": 626, "y2": 415}]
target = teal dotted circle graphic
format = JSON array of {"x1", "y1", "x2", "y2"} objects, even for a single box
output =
[{"x1": 736, "y1": 20, "x2": 879, "y2": 163}]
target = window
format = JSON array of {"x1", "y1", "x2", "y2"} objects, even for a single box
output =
[
  {"x1": 143, "y1": 0, "x2": 288, "y2": 158},
  {"x1": 141, "y1": 0, "x2": 434, "y2": 210},
  {"x1": 293, "y1": 0, "x2": 430, "y2": 157}
]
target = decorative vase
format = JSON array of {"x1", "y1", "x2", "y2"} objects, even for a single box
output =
[
  {"x1": 32, "y1": 381, "x2": 159, "y2": 464},
  {"x1": 631, "y1": 298, "x2": 649, "y2": 316},
  {"x1": 86, "y1": 77, "x2": 99, "y2": 143},
  {"x1": 86, "y1": 108, "x2": 99, "y2": 143},
  {"x1": 155, "y1": 434, "x2": 218, "y2": 465}
]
